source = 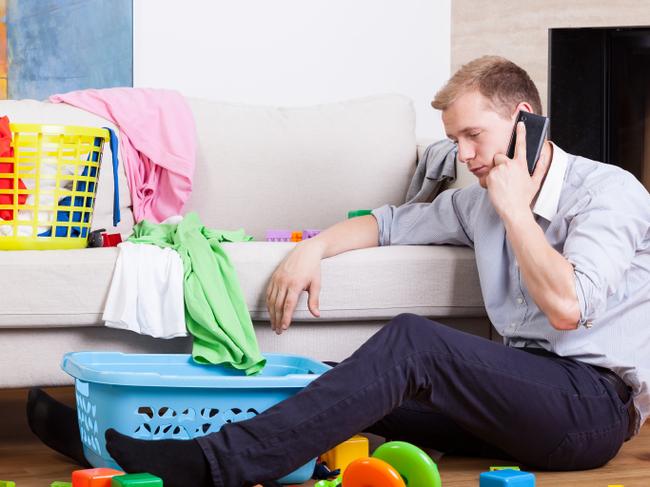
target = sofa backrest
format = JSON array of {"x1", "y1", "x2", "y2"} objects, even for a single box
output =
[
  {"x1": 184, "y1": 94, "x2": 418, "y2": 240},
  {"x1": 0, "y1": 96, "x2": 475, "y2": 243}
]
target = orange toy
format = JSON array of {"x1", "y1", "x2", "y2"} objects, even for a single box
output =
[
  {"x1": 72, "y1": 468, "x2": 125, "y2": 487},
  {"x1": 342, "y1": 457, "x2": 406, "y2": 487}
]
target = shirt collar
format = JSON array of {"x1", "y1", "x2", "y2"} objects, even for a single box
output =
[{"x1": 532, "y1": 142, "x2": 568, "y2": 221}]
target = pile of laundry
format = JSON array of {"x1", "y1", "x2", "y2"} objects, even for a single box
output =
[{"x1": 48, "y1": 87, "x2": 265, "y2": 375}]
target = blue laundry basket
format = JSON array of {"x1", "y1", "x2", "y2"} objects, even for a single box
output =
[{"x1": 61, "y1": 352, "x2": 332, "y2": 484}]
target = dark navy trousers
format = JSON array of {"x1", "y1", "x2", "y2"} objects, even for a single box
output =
[{"x1": 196, "y1": 313, "x2": 631, "y2": 486}]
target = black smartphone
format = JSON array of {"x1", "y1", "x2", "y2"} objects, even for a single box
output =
[{"x1": 506, "y1": 110, "x2": 550, "y2": 175}]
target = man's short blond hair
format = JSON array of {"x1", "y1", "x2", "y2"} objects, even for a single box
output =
[{"x1": 432, "y1": 55, "x2": 542, "y2": 118}]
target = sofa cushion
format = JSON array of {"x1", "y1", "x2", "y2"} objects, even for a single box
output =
[
  {"x1": 0, "y1": 99, "x2": 134, "y2": 236},
  {"x1": 185, "y1": 94, "x2": 417, "y2": 241},
  {"x1": 0, "y1": 243, "x2": 485, "y2": 328}
]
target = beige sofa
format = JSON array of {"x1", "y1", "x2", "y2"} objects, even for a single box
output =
[{"x1": 0, "y1": 94, "x2": 490, "y2": 388}]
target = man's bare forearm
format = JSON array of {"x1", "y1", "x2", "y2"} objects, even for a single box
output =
[{"x1": 300, "y1": 215, "x2": 380, "y2": 258}]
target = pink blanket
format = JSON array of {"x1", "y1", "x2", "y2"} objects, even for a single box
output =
[{"x1": 50, "y1": 88, "x2": 196, "y2": 223}]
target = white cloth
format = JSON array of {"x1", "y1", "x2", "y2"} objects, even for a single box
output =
[
  {"x1": 103, "y1": 241, "x2": 187, "y2": 338},
  {"x1": 0, "y1": 157, "x2": 82, "y2": 237}
]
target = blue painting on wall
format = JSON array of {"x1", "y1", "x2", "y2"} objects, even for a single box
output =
[{"x1": 5, "y1": 0, "x2": 132, "y2": 100}]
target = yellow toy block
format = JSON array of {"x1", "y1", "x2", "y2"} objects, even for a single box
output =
[{"x1": 320, "y1": 435, "x2": 369, "y2": 475}]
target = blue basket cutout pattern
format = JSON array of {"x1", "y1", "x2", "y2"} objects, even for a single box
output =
[
  {"x1": 76, "y1": 380, "x2": 102, "y2": 456},
  {"x1": 62, "y1": 352, "x2": 332, "y2": 484}
]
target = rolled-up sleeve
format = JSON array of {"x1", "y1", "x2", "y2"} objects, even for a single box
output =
[
  {"x1": 564, "y1": 176, "x2": 650, "y2": 325},
  {"x1": 371, "y1": 186, "x2": 478, "y2": 247}
]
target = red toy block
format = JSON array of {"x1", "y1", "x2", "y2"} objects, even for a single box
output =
[
  {"x1": 72, "y1": 468, "x2": 125, "y2": 487},
  {"x1": 102, "y1": 233, "x2": 123, "y2": 247}
]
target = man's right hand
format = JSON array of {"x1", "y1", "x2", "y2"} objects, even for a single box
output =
[{"x1": 266, "y1": 240, "x2": 324, "y2": 335}]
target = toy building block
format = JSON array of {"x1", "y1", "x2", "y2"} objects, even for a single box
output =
[
  {"x1": 302, "y1": 229, "x2": 321, "y2": 239},
  {"x1": 290, "y1": 231, "x2": 303, "y2": 242},
  {"x1": 480, "y1": 469, "x2": 535, "y2": 486},
  {"x1": 51, "y1": 483, "x2": 73, "y2": 487},
  {"x1": 266, "y1": 230, "x2": 292, "y2": 242},
  {"x1": 320, "y1": 434, "x2": 369, "y2": 476},
  {"x1": 102, "y1": 233, "x2": 123, "y2": 247},
  {"x1": 489, "y1": 466, "x2": 521, "y2": 471},
  {"x1": 314, "y1": 477, "x2": 342, "y2": 487},
  {"x1": 110, "y1": 473, "x2": 163, "y2": 486},
  {"x1": 0, "y1": 481, "x2": 16, "y2": 487},
  {"x1": 347, "y1": 210, "x2": 372, "y2": 219},
  {"x1": 72, "y1": 468, "x2": 125, "y2": 487}
]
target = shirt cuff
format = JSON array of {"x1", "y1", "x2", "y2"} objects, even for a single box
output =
[
  {"x1": 371, "y1": 204, "x2": 393, "y2": 247},
  {"x1": 573, "y1": 267, "x2": 599, "y2": 328}
]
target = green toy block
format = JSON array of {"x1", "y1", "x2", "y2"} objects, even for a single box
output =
[
  {"x1": 111, "y1": 473, "x2": 163, "y2": 486},
  {"x1": 50, "y1": 482, "x2": 72, "y2": 487},
  {"x1": 489, "y1": 466, "x2": 521, "y2": 471},
  {"x1": 314, "y1": 477, "x2": 342, "y2": 487},
  {"x1": 347, "y1": 209, "x2": 372, "y2": 219},
  {"x1": 0, "y1": 481, "x2": 15, "y2": 487}
]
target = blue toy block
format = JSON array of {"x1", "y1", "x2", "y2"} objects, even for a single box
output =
[{"x1": 480, "y1": 469, "x2": 535, "y2": 486}]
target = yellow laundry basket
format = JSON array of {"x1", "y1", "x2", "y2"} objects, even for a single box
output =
[{"x1": 0, "y1": 124, "x2": 110, "y2": 250}]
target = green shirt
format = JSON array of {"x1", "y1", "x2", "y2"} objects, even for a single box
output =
[{"x1": 129, "y1": 212, "x2": 265, "y2": 375}]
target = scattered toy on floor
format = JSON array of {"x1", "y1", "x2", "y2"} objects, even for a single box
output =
[
  {"x1": 479, "y1": 468, "x2": 536, "y2": 486},
  {"x1": 72, "y1": 468, "x2": 125, "y2": 486},
  {"x1": 319, "y1": 435, "x2": 368, "y2": 477},
  {"x1": 316, "y1": 439, "x2": 441, "y2": 487},
  {"x1": 110, "y1": 472, "x2": 163, "y2": 486}
]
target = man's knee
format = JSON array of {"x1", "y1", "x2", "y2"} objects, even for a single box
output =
[{"x1": 385, "y1": 313, "x2": 443, "y2": 340}]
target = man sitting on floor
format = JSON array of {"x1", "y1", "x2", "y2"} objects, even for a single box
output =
[{"x1": 29, "y1": 55, "x2": 650, "y2": 487}]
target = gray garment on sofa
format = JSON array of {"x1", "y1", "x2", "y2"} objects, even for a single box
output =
[{"x1": 405, "y1": 139, "x2": 457, "y2": 204}]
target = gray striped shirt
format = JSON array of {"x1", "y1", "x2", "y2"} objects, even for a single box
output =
[{"x1": 371, "y1": 144, "x2": 650, "y2": 435}]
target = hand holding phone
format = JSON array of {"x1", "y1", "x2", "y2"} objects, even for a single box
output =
[{"x1": 506, "y1": 110, "x2": 550, "y2": 175}]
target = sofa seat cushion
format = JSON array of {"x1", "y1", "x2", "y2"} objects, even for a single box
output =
[
  {"x1": 0, "y1": 242, "x2": 485, "y2": 328},
  {"x1": 230, "y1": 242, "x2": 486, "y2": 320}
]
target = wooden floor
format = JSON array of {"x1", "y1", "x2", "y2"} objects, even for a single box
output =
[{"x1": 1, "y1": 387, "x2": 649, "y2": 486}]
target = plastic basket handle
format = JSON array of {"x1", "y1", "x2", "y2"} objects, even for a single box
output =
[{"x1": 104, "y1": 127, "x2": 121, "y2": 227}]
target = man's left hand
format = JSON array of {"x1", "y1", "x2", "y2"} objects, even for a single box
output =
[{"x1": 487, "y1": 121, "x2": 549, "y2": 221}]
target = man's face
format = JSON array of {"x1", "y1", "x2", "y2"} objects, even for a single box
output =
[{"x1": 442, "y1": 90, "x2": 517, "y2": 188}]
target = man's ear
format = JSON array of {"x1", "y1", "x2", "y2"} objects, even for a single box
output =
[{"x1": 511, "y1": 101, "x2": 534, "y2": 118}]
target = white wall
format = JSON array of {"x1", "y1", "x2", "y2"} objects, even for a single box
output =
[{"x1": 133, "y1": 0, "x2": 450, "y2": 139}]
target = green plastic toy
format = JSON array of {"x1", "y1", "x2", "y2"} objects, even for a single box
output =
[
  {"x1": 489, "y1": 466, "x2": 521, "y2": 471},
  {"x1": 347, "y1": 209, "x2": 372, "y2": 219},
  {"x1": 50, "y1": 483, "x2": 72, "y2": 487},
  {"x1": 0, "y1": 481, "x2": 15, "y2": 487},
  {"x1": 372, "y1": 441, "x2": 442, "y2": 487},
  {"x1": 111, "y1": 473, "x2": 163, "y2": 486},
  {"x1": 314, "y1": 476, "x2": 343, "y2": 487}
]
